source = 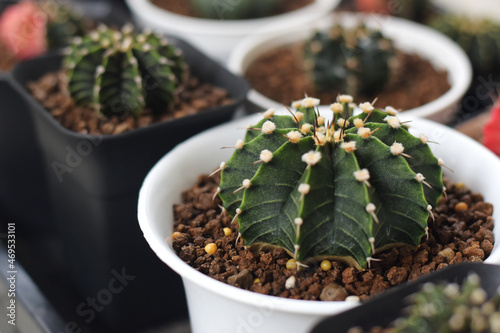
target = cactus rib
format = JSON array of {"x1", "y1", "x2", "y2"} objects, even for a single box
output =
[
  {"x1": 218, "y1": 97, "x2": 444, "y2": 269},
  {"x1": 303, "y1": 25, "x2": 395, "y2": 97}
]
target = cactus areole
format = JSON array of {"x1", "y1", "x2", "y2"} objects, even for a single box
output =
[
  {"x1": 218, "y1": 96, "x2": 444, "y2": 269},
  {"x1": 64, "y1": 24, "x2": 186, "y2": 118}
]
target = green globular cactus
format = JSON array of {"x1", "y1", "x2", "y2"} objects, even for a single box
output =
[
  {"x1": 431, "y1": 15, "x2": 500, "y2": 75},
  {"x1": 303, "y1": 25, "x2": 396, "y2": 98},
  {"x1": 217, "y1": 96, "x2": 444, "y2": 269},
  {"x1": 390, "y1": 275, "x2": 500, "y2": 332},
  {"x1": 64, "y1": 24, "x2": 186, "y2": 118},
  {"x1": 188, "y1": 0, "x2": 279, "y2": 20},
  {"x1": 41, "y1": 0, "x2": 85, "y2": 50}
]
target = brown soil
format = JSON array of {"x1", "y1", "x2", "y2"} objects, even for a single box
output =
[
  {"x1": 245, "y1": 43, "x2": 451, "y2": 112},
  {"x1": 27, "y1": 70, "x2": 234, "y2": 135},
  {"x1": 172, "y1": 174, "x2": 494, "y2": 302},
  {"x1": 151, "y1": 0, "x2": 315, "y2": 18},
  {"x1": 0, "y1": 40, "x2": 19, "y2": 71}
]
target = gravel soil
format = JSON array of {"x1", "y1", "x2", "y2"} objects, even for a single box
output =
[
  {"x1": 245, "y1": 44, "x2": 451, "y2": 112},
  {"x1": 27, "y1": 70, "x2": 234, "y2": 135},
  {"x1": 172, "y1": 174, "x2": 494, "y2": 302}
]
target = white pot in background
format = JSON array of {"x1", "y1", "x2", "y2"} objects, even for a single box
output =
[
  {"x1": 227, "y1": 13, "x2": 472, "y2": 123},
  {"x1": 431, "y1": 0, "x2": 500, "y2": 22},
  {"x1": 138, "y1": 107, "x2": 500, "y2": 333},
  {"x1": 124, "y1": 0, "x2": 340, "y2": 64}
]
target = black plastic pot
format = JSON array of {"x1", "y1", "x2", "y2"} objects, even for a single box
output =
[
  {"x1": 0, "y1": 74, "x2": 55, "y2": 234},
  {"x1": 311, "y1": 263, "x2": 500, "y2": 333},
  {"x1": 10, "y1": 38, "x2": 249, "y2": 332}
]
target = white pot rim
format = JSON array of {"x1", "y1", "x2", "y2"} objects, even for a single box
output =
[
  {"x1": 431, "y1": 0, "x2": 500, "y2": 22},
  {"x1": 125, "y1": 0, "x2": 341, "y2": 37},
  {"x1": 227, "y1": 12, "x2": 472, "y2": 120},
  {"x1": 138, "y1": 109, "x2": 500, "y2": 316}
]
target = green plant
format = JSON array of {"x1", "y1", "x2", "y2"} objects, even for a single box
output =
[
  {"x1": 431, "y1": 15, "x2": 500, "y2": 75},
  {"x1": 303, "y1": 25, "x2": 395, "y2": 98},
  {"x1": 188, "y1": 0, "x2": 279, "y2": 20},
  {"x1": 393, "y1": 0, "x2": 430, "y2": 22},
  {"x1": 390, "y1": 274, "x2": 500, "y2": 332},
  {"x1": 40, "y1": 0, "x2": 85, "y2": 49},
  {"x1": 64, "y1": 24, "x2": 186, "y2": 118},
  {"x1": 0, "y1": 0, "x2": 85, "y2": 60},
  {"x1": 355, "y1": 0, "x2": 432, "y2": 22},
  {"x1": 217, "y1": 96, "x2": 444, "y2": 269}
]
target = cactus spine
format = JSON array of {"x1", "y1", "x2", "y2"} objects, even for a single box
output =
[
  {"x1": 304, "y1": 25, "x2": 395, "y2": 98},
  {"x1": 217, "y1": 96, "x2": 444, "y2": 269},
  {"x1": 64, "y1": 24, "x2": 186, "y2": 118},
  {"x1": 188, "y1": 0, "x2": 279, "y2": 20},
  {"x1": 431, "y1": 15, "x2": 500, "y2": 75}
]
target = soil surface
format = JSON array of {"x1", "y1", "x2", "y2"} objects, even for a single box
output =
[
  {"x1": 245, "y1": 43, "x2": 451, "y2": 112},
  {"x1": 172, "y1": 174, "x2": 494, "y2": 301},
  {"x1": 151, "y1": 0, "x2": 314, "y2": 18},
  {"x1": 28, "y1": 70, "x2": 234, "y2": 135}
]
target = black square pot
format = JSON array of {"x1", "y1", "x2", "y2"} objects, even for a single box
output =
[
  {"x1": 10, "y1": 38, "x2": 249, "y2": 332},
  {"x1": 0, "y1": 74, "x2": 55, "y2": 234},
  {"x1": 311, "y1": 263, "x2": 500, "y2": 333}
]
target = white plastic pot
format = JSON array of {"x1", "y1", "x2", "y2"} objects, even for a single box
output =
[
  {"x1": 124, "y1": 0, "x2": 340, "y2": 64},
  {"x1": 138, "y1": 107, "x2": 500, "y2": 333},
  {"x1": 227, "y1": 13, "x2": 473, "y2": 123},
  {"x1": 431, "y1": 0, "x2": 500, "y2": 22}
]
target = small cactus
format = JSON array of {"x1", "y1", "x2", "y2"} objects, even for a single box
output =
[
  {"x1": 217, "y1": 96, "x2": 444, "y2": 269},
  {"x1": 0, "y1": 0, "x2": 84, "y2": 60},
  {"x1": 64, "y1": 24, "x2": 186, "y2": 118},
  {"x1": 40, "y1": 0, "x2": 85, "y2": 50},
  {"x1": 188, "y1": 0, "x2": 279, "y2": 20},
  {"x1": 390, "y1": 274, "x2": 500, "y2": 332},
  {"x1": 303, "y1": 25, "x2": 396, "y2": 98},
  {"x1": 391, "y1": 0, "x2": 430, "y2": 22},
  {"x1": 431, "y1": 15, "x2": 500, "y2": 75},
  {"x1": 355, "y1": 0, "x2": 431, "y2": 22}
]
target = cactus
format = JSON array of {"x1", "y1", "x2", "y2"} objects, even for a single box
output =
[
  {"x1": 390, "y1": 274, "x2": 500, "y2": 332},
  {"x1": 188, "y1": 0, "x2": 279, "y2": 20},
  {"x1": 0, "y1": 0, "x2": 85, "y2": 60},
  {"x1": 431, "y1": 15, "x2": 500, "y2": 75},
  {"x1": 40, "y1": 0, "x2": 85, "y2": 50},
  {"x1": 217, "y1": 96, "x2": 444, "y2": 269},
  {"x1": 392, "y1": 0, "x2": 430, "y2": 22},
  {"x1": 355, "y1": 0, "x2": 431, "y2": 22},
  {"x1": 303, "y1": 25, "x2": 396, "y2": 98},
  {"x1": 64, "y1": 24, "x2": 186, "y2": 118}
]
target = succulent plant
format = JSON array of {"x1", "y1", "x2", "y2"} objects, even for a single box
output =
[
  {"x1": 431, "y1": 15, "x2": 500, "y2": 75},
  {"x1": 303, "y1": 25, "x2": 396, "y2": 98},
  {"x1": 355, "y1": 0, "x2": 431, "y2": 22},
  {"x1": 0, "y1": 0, "x2": 85, "y2": 60},
  {"x1": 64, "y1": 24, "x2": 186, "y2": 118},
  {"x1": 390, "y1": 274, "x2": 500, "y2": 332},
  {"x1": 392, "y1": 0, "x2": 431, "y2": 22},
  {"x1": 216, "y1": 96, "x2": 444, "y2": 269},
  {"x1": 40, "y1": 0, "x2": 85, "y2": 50},
  {"x1": 188, "y1": 0, "x2": 279, "y2": 20}
]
